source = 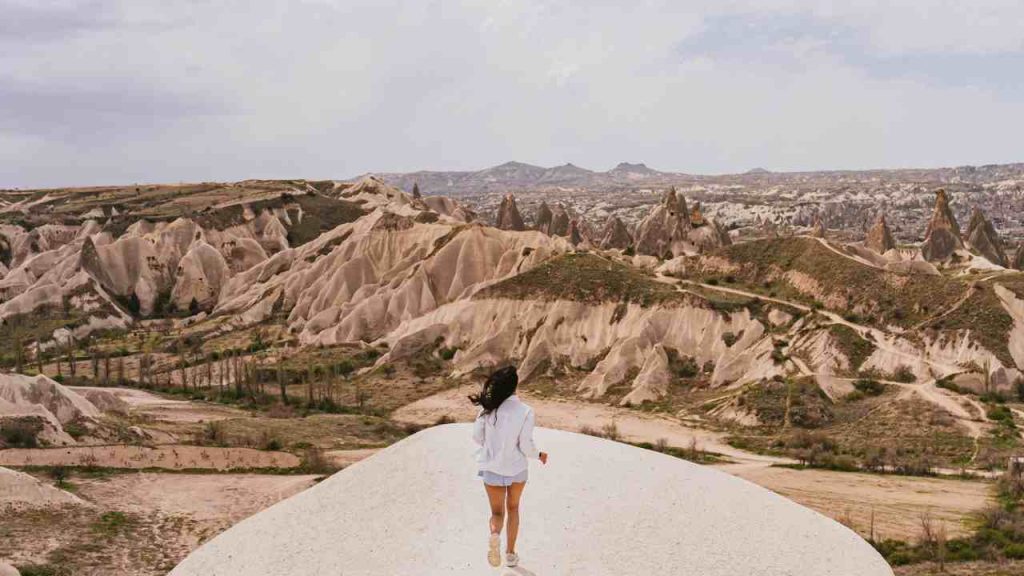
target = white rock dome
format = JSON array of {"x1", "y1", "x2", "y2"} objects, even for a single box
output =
[{"x1": 171, "y1": 424, "x2": 892, "y2": 576}]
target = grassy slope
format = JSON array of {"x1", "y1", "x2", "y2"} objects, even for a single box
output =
[
  {"x1": 710, "y1": 238, "x2": 966, "y2": 324},
  {"x1": 478, "y1": 252, "x2": 701, "y2": 307},
  {"x1": 703, "y1": 237, "x2": 1017, "y2": 367}
]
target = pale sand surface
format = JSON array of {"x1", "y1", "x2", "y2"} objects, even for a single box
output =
[{"x1": 171, "y1": 425, "x2": 893, "y2": 576}]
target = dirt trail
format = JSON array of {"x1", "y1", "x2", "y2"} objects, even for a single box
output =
[
  {"x1": 392, "y1": 385, "x2": 787, "y2": 465},
  {"x1": 70, "y1": 386, "x2": 249, "y2": 424},
  {"x1": 811, "y1": 236, "x2": 885, "y2": 270}
]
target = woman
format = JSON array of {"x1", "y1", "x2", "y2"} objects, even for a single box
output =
[{"x1": 471, "y1": 366, "x2": 548, "y2": 568}]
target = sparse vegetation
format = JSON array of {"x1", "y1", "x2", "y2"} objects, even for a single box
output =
[
  {"x1": 829, "y1": 324, "x2": 876, "y2": 374},
  {"x1": 479, "y1": 253, "x2": 699, "y2": 307}
]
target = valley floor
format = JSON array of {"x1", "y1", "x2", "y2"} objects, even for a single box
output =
[{"x1": 0, "y1": 382, "x2": 1001, "y2": 574}]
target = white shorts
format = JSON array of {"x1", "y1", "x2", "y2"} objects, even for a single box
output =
[{"x1": 478, "y1": 469, "x2": 528, "y2": 486}]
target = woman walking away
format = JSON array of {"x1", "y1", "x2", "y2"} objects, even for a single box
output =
[{"x1": 471, "y1": 366, "x2": 548, "y2": 568}]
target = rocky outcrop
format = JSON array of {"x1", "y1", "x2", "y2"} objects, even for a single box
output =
[
  {"x1": 215, "y1": 210, "x2": 573, "y2": 345},
  {"x1": 865, "y1": 214, "x2": 896, "y2": 254},
  {"x1": 690, "y1": 202, "x2": 706, "y2": 227},
  {"x1": 0, "y1": 466, "x2": 90, "y2": 510},
  {"x1": 421, "y1": 196, "x2": 476, "y2": 223},
  {"x1": 597, "y1": 216, "x2": 633, "y2": 250},
  {"x1": 810, "y1": 215, "x2": 826, "y2": 238},
  {"x1": 633, "y1": 188, "x2": 692, "y2": 258},
  {"x1": 494, "y1": 193, "x2": 525, "y2": 231},
  {"x1": 536, "y1": 204, "x2": 569, "y2": 238},
  {"x1": 171, "y1": 241, "x2": 232, "y2": 311},
  {"x1": 535, "y1": 202, "x2": 553, "y2": 233},
  {"x1": 1013, "y1": 243, "x2": 1024, "y2": 270},
  {"x1": 688, "y1": 218, "x2": 732, "y2": 251},
  {"x1": 0, "y1": 374, "x2": 103, "y2": 446},
  {"x1": 965, "y1": 207, "x2": 1008, "y2": 266},
  {"x1": 921, "y1": 189, "x2": 964, "y2": 262}
]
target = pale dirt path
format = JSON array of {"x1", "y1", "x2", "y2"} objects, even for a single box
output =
[
  {"x1": 811, "y1": 236, "x2": 886, "y2": 270},
  {"x1": 70, "y1": 386, "x2": 250, "y2": 424},
  {"x1": 76, "y1": 472, "x2": 318, "y2": 523},
  {"x1": 391, "y1": 385, "x2": 788, "y2": 465},
  {"x1": 718, "y1": 463, "x2": 993, "y2": 540}
]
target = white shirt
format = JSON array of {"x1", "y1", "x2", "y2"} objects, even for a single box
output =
[{"x1": 472, "y1": 395, "x2": 541, "y2": 476}]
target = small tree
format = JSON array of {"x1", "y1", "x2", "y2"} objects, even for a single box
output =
[{"x1": 127, "y1": 292, "x2": 142, "y2": 316}]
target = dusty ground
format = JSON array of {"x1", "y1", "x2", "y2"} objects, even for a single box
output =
[
  {"x1": 1, "y1": 471, "x2": 317, "y2": 575},
  {"x1": 895, "y1": 561, "x2": 1024, "y2": 575},
  {"x1": 73, "y1": 386, "x2": 249, "y2": 424},
  {"x1": 0, "y1": 445, "x2": 299, "y2": 470},
  {"x1": 718, "y1": 463, "x2": 991, "y2": 540},
  {"x1": 396, "y1": 385, "x2": 995, "y2": 541},
  {"x1": 393, "y1": 384, "x2": 781, "y2": 463}
]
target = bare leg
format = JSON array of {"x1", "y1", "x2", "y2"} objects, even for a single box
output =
[
  {"x1": 505, "y1": 481, "x2": 526, "y2": 554},
  {"x1": 484, "y1": 483, "x2": 506, "y2": 535}
]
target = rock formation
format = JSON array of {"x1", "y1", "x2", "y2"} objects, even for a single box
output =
[
  {"x1": 567, "y1": 218, "x2": 592, "y2": 247},
  {"x1": 965, "y1": 207, "x2": 1008, "y2": 266},
  {"x1": 0, "y1": 374, "x2": 104, "y2": 446},
  {"x1": 597, "y1": 216, "x2": 633, "y2": 250},
  {"x1": 548, "y1": 205, "x2": 571, "y2": 237},
  {"x1": 494, "y1": 193, "x2": 526, "y2": 231},
  {"x1": 535, "y1": 201, "x2": 553, "y2": 233},
  {"x1": 1013, "y1": 243, "x2": 1024, "y2": 270},
  {"x1": 690, "y1": 202, "x2": 706, "y2": 227},
  {"x1": 921, "y1": 189, "x2": 964, "y2": 262},
  {"x1": 865, "y1": 214, "x2": 896, "y2": 254},
  {"x1": 810, "y1": 215, "x2": 826, "y2": 238},
  {"x1": 1, "y1": 465, "x2": 90, "y2": 510},
  {"x1": 633, "y1": 187, "x2": 692, "y2": 258},
  {"x1": 535, "y1": 202, "x2": 574, "y2": 237},
  {"x1": 688, "y1": 218, "x2": 732, "y2": 251}
]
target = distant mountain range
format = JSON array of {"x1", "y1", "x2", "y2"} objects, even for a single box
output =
[
  {"x1": 355, "y1": 161, "x2": 1024, "y2": 197},
  {"x1": 358, "y1": 161, "x2": 678, "y2": 196}
]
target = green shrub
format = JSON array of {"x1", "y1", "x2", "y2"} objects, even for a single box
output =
[
  {"x1": 1, "y1": 420, "x2": 40, "y2": 448},
  {"x1": 987, "y1": 404, "x2": 1015, "y2": 426},
  {"x1": 63, "y1": 421, "x2": 88, "y2": 440},
  {"x1": 1005, "y1": 543, "x2": 1024, "y2": 559},
  {"x1": 852, "y1": 379, "x2": 885, "y2": 396},
  {"x1": 890, "y1": 365, "x2": 916, "y2": 383}
]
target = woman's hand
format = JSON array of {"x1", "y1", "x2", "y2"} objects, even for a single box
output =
[{"x1": 539, "y1": 452, "x2": 548, "y2": 465}]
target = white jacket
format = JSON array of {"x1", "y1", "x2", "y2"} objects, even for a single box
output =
[{"x1": 472, "y1": 395, "x2": 541, "y2": 476}]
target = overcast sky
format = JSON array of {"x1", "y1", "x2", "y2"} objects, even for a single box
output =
[{"x1": 3, "y1": 1, "x2": 1024, "y2": 188}]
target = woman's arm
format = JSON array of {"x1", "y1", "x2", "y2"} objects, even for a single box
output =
[
  {"x1": 472, "y1": 410, "x2": 485, "y2": 446},
  {"x1": 517, "y1": 409, "x2": 541, "y2": 460}
]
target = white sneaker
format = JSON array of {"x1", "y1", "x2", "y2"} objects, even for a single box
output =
[
  {"x1": 506, "y1": 552, "x2": 519, "y2": 567},
  {"x1": 488, "y1": 533, "x2": 501, "y2": 567}
]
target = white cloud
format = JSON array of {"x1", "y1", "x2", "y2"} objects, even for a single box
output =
[{"x1": 1, "y1": 0, "x2": 1023, "y2": 187}]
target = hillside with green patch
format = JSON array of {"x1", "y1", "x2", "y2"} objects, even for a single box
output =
[
  {"x1": 701, "y1": 237, "x2": 966, "y2": 327},
  {"x1": 478, "y1": 252, "x2": 700, "y2": 307}
]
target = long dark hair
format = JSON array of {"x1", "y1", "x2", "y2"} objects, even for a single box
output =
[{"x1": 469, "y1": 366, "x2": 518, "y2": 416}]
